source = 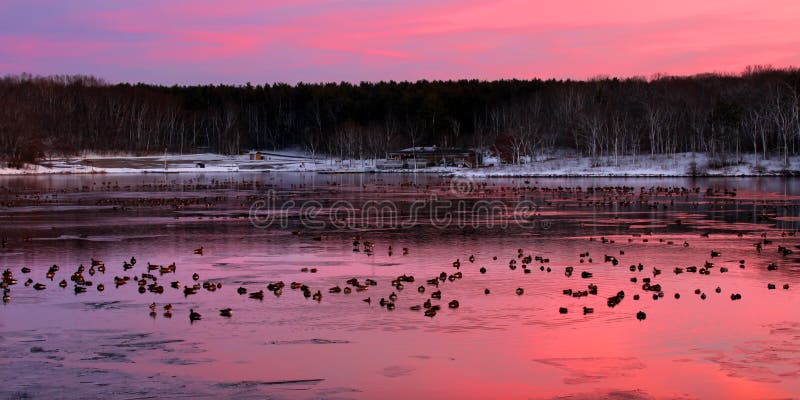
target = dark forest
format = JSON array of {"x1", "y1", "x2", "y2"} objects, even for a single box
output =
[{"x1": 1, "y1": 66, "x2": 798, "y2": 167}]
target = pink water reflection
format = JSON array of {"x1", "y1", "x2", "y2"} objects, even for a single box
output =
[{"x1": 0, "y1": 173, "x2": 798, "y2": 399}]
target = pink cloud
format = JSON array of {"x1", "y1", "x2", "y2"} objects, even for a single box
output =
[{"x1": 2, "y1": 0, "x2": 799, "y2": 84}]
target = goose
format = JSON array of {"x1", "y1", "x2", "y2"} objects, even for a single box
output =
[
  {"x1": 189, "y1": 309, "x2": 202, "y2": 322},
  {"x1": 193, "y1": 247, "x2": 204, "y2": 255},
  {"x1": 219, "y1": 308, "x2": 233, "y2": 317}
]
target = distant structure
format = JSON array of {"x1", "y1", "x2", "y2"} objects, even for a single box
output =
[
  {"x1": 377, "y1": 146, "x2": 482, "y2": 169},
  {"x1": 248, "y1": 150, "x2": 264, "y2": 160}
]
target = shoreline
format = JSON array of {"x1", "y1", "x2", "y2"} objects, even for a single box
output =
[{"x1": 2, "y1": 151, "x2": 798, "y2": 177}]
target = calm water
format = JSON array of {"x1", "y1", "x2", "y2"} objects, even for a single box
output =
[{"x1": 0, "y1": 173, "x2": 799, "y2": 399}]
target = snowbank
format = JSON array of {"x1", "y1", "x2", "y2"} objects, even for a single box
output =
[{"x1": 2, "y1": 151, "x2": 798, "y2": 176}]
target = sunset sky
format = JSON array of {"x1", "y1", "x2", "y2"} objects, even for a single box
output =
[{"x1": 2, "y1": 0, "x2": 799, "y2": 84}]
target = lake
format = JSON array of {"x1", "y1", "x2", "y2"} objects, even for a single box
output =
[{"x1": 1, "y1": 173, "x2": 798, "y2": 399}]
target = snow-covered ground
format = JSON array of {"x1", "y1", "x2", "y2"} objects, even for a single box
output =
[{"x1": 1, "y1": 150, "x2": 798, "y2": 176}]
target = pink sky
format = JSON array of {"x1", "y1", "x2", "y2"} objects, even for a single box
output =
[{"x1": 1, "y1": 0, "x2": 799, "y2": 84}]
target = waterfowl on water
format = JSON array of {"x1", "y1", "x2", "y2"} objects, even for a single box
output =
[
  {"x1": 249, "y1": 290, "x2": 264, "y2": 300},
  {"x1": 219, "y1": 308, "x2": 233, "y2": 317},
  {"x1": 189, "y1": 309, "x2": 202, "y2": 321},
  {"x1": 193, "y1": 246, "x2": 204, "y2": 255},
  {"x1": 636, "y1": 311, "x2": 646, "y2": 321}
]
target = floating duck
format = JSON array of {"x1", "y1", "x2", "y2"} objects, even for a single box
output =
[{"x1": 249, "y1": 290, "x2": 264, "y2": 300}]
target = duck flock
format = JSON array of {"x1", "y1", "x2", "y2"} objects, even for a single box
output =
[
  {"x1": 1, "y1": 178, "x2": 798, "y2": 327},
  {"x1": 1, "y1": 226, "x2": 795, "y2": 324}
]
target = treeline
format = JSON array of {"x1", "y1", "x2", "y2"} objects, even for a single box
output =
[{"x1": 1, "y1": 67, "x2": 798, "y2": 166}]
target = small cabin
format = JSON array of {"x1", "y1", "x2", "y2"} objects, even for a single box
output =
[
  {"x1": 378, "y1": 146, "x2": 482, "y2": 169},
  {"x1": 248, "y1": 151, "x2": 264, "y2": 161}
]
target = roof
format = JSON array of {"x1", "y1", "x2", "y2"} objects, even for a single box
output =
[{"x1": 393, "y1": 146, "x2": 475, "y2": 154}]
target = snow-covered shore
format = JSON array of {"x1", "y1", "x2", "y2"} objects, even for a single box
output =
[{"x1": 1, "y1": 151, "x2": 798, "y2": 177}]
